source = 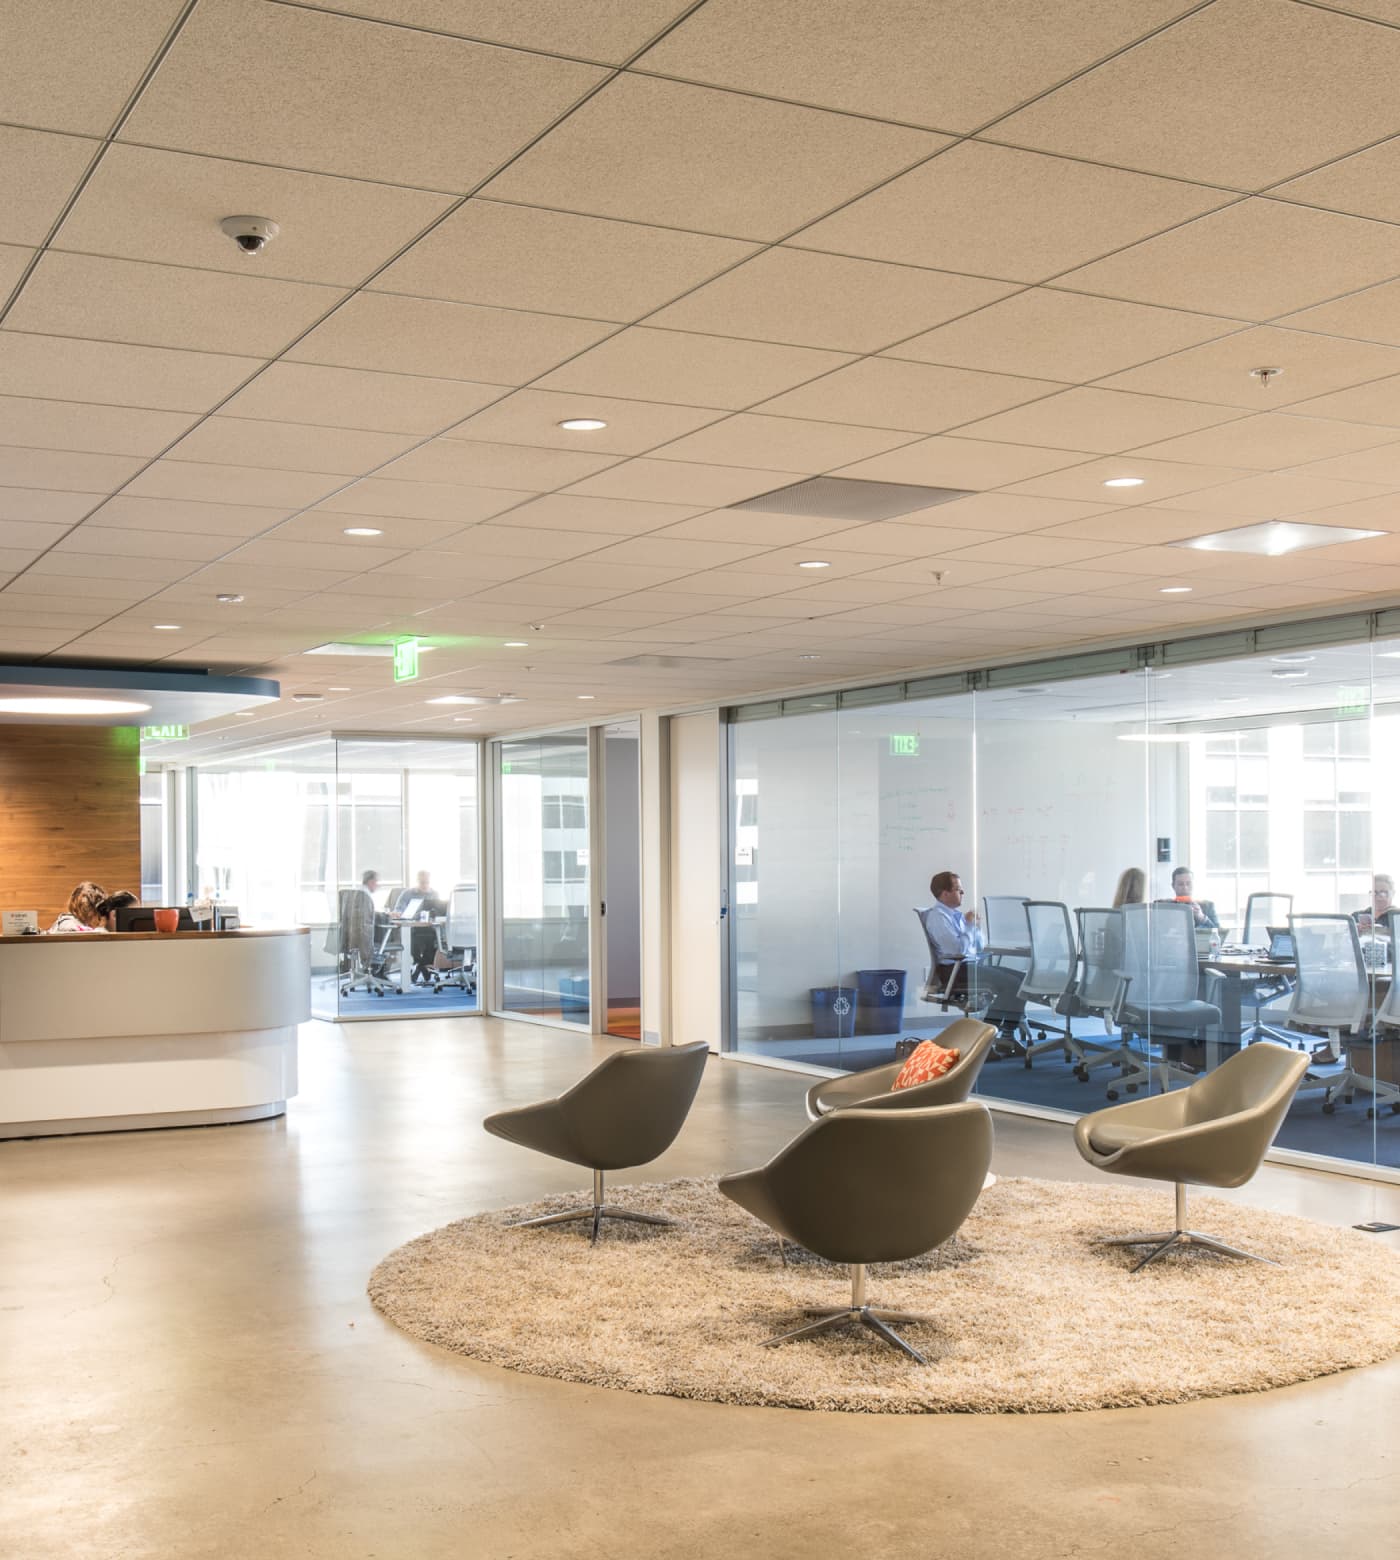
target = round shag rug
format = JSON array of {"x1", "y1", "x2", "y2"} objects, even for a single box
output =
[{"x1": 368, "y1": 1176, "x2": 1400, "y2": 1414}]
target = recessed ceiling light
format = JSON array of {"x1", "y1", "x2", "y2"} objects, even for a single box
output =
[
  {"x1": 799, "y1": 654, "x2": 821, "y2": 660},
  {"x1": 343, "y1": 526, "x2": 383, "y2": 537},
  {"x1": 1174, "y1": 521, "x2": 1383, "y2": 556},
  {"x1": 426, "y1": 695, "x2": 481, "y2": 706},
  {"x1": 234, "y1": 711, "x2": 256, "y2": 718},
  {"x1": 1159, "y1": 585, "x2": 1193, "y2": 594},
  {"x1": 328, "y1": 686, "x2": 350, "y2": 692},
  {"x1": 558, "y1": 418, "x2": 607, "y2": 431},
  {"x1": 453, "y1": 716, "x2": 475, "y2": 723},
  {"x1": 504, "y1": 640, "x2": 528, "y2": 647},
  {"x1": 1104, "y1": 477, "x2": 1145, "y2": 488},
  {"x1": 577, "y1": 694, "x2": 595, "y2": 700},
  {"x1": 797, "y1": 560, "x2": 831, "y2": 569},
  {"x1": 1272, "y1": 669, "x2": 1309, "y2": 680},
  {"x1": 153, "y1": 623, "x2": 182, "y2": 631},
  {"x1": 0, "y1": 696, "x2": 151, "y2": 716},
  {"x1": 216, "y1": 593, "x2": 244, "y2": 604},
  {"x1": 1270, "y1": 654, "x2": 1314, "y2": 664}
]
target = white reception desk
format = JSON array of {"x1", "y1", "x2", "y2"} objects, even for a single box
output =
[{"x1": 0, "y1": 929, "x2": 310, "y2": 1138}]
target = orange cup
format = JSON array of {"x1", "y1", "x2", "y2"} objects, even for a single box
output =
[{"x1": 152, "y1": 908, "x2": 179, "y2": 933}]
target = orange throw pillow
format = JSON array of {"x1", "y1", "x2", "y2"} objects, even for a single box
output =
[{"x1": 892, "y1": 1040, "x2": 960, "y2": 1091}]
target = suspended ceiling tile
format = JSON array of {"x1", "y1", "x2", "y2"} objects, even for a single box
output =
[
  {"x1": 437, "y1": 523, "x2": 626, "y2": 561},
  {"x1": 484, "y1": 73, "x2": 944, "y2": 241},
  {"x1": 930, "y1": 534, "x2": 1133, "y2": 568},
  {"x1": 648, "y1": 413, "x2": 916, "y2": 474},
  {"x1": 536, "y1": 327, "x2": 852, "y2": 411},
  {"x1": 637, "y1": 0, "x2": 1199, "y2": 132},
  {"x1": 6, "y1": 251, "x2": 344, "y2": 356},
  {"x1": 1058, "y1": 199, "x2": 1400, "y2": 320},
  {"x1": 832, "y1": 435, "x2": 1091, "y2": 490},
  {"x1": 124, "y1": 458, "x2": 348, "y2": 508},
  {"x1": 564, "y1": 458, "x2": 809, "y2": 507},
  {"x1": 0, "y1": 245, "x2": 34, "y2": 297},
  {"x1": 0, "y1": 127, "x2": 96, "y2": 246},
  {"x1": 755, "y1": 358, "x2": 1066, "y2": 434},
  {"x1": 165, "y1": 416, "x2": 418, "y2": 477},
  {"x1": 468, "y1": 581, "x2": 621, "y2": 608},
  {"x1": 54, "y1": 525, "x2": 240, "y2": 562},
  {"x1": 1029, "y1": 506, "x2": 1239, "y2": 545},
  {"x1": 85, "y1": 494, "x2": 291, "y2": 536},
  {"x1": 219, "y1": 363, "x2": 508, "y2": 436},
  {"x1": 225, "y1": 535, "x2": 403, "y2": 571},
  {"x1": 28, "y1": 549, "x2": 190, "y2": 583},
  {"x1": 286, "y1": 292, "x2": 612, "y2": 383},
  {"x1": 316, "y1": 477, "x2": 526, "y2": 524},
  {"x1": 1132, "y1": 412, "x2": 1398, "y2": 470},
  {"x1": 449, "y1": 389, "x2": 724, "y2": 457},
  {"x1": 813, "y1": 522, "x2": 995, "y2": 558},
  {"x1": 368, "y1": 549, "x2": 534, "y2": 582},
  {"x1": 0, "y1": 446, "x2": 145, "y2": 494},
  {"x1": 1285, "y1": 444, "x2": 1400, "y2": 489},
  {"x1": 1280, "y1": 277, "x2": 1400, "y2": 347},
  {"x1": 372, "y1": 201, "x2": 755, "y2": 322},
  {"x1": 957, "y1": 386, "x2": 1243, "y2": 454},
  {"x1": 0, "y1": 519, "x2": 72, "y2": 549},
  {"x1": 793, "y1": 142, "x2": 1230, "y2": 283},
  {"x1": 1273, "y1": 134, "x2": 1400, "y2": 226},
  {"x1": 491, "y1": 494, "x2": 702, "y2": 535},
  {"x1": 3, "y1": 570, "x2": 147, "y2": 599},
  {"x1": 0, "y1": 332, "x2": 258, "y2": 413},
  {"x1": 1095, "y1": 327, "x2": 1400, "y2": 409},
  {"x1": 649, "y1": 249, "x2": 1018, "y2": 353},
  {"x1": 307, "y1": 0, "x2": 697, "y2": 62},
  {"x1": 1163, "y1": 472, "x2": 1397, "y2": 519},
  {"x1": 648, "y1": 512, "x2": 853, "y2": 547},
  {"x1": 1285, "y1": 374, "x2": 1400, "y2": 429},
  {"x1": 583, "y1": 536, "x2": 769, "y2": 570},
  {"x1": 381, "y1": 439, "x2": 620, "y2": 492},
  {"x1": 120, "y1": 0, "x2": 606, "y2": 189},
  {"x1": 889, "y1": 288, "x2": 1244, "y2": 384},
  {"x1": 1, "y1": 0, "x2": 187, "y2": 136},
  {"x1": 0, "y1": 396, "x2": 196, "y2": 456},
  {"x1": 893, "y1": 492, "x2": 1116, "y2": 534},
  {"x1": 523, "y1": 561, "x2": 696, "y2": 592},
  {"x1": 1005, "y1": 455, "x2": 1251, "y2": 506}
]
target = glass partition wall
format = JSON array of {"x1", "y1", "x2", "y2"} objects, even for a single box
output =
[
  {"x1": 195, "y1": 735, "x2": 479, "y2": 1021},
  {"x1": 728, "y1": 633, "x2": 1398, "y2": 1176}
]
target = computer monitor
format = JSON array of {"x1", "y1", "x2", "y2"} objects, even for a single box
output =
[{"x1": 114, "y1": 905, "x2": 197, "y2": 933}]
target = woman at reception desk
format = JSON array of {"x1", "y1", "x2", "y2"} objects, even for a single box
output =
[{"x1": 0, "y1": 919, "x2": 310, "y2": 1139}]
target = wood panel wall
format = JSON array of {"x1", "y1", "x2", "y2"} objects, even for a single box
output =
[{"x1": 0, "y1": 726, "x2": 142, "y2": 927}]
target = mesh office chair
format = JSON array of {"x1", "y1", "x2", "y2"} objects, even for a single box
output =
[
  {"x1": 913, "y1": 906, "x2": 974, "y2": 1014},
  {"x1": 1108, "y1": 902, "x2": 1219, "y2": 1100},
  {"x1": 1242, "y1": 892, "x2": 1293, "y2": 950},
  {"x1": 431, "y1": 884, "x2": 479, "y2": 994},
  {"x1": 1065, "y1": 907, "x2": 1132, "y2": 1082},
  {"x1": 1276, "y1": 913, "x2": 1372, "y2": 1113},
  {"x1": 1018, "y1": 901, "x2": 1082, "y2": 1066},
  {"x1": 1354, "y1": 910, "x2": 1400, "y2": 1117},
  {"x1": 913, "y1": 906, "x2": 1027, "y2": 1048},
  {"x1": 336, "y1": 886, "x2": 395, "y2": 998}
]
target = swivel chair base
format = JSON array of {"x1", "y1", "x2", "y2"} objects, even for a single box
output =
[
  {"x1": 1099, "y1": 1184, "x2": 1278, "y2": 1273},
  {"x1": 762, "y1": 1263, "x2": 931, "y2": 1364},
  {"x1": 510, "y1": 1169, "x2": 676, "y2": 1245}
]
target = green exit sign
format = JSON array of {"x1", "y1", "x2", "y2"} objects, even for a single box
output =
[
  {"x1": 889, "y1": 733, "x2": 920, "y2": 757},
  {"x1": 1338, "y1": 685, "x2": 1367, "y2": 716},
  {"x1": 393, "y1": 638, "x2": 421, "y2": 683},
  {"x1": 141, "y1": 723, "x2": 189, "y2": 742}
]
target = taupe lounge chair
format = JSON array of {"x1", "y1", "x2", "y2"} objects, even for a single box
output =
[
  {"x1": 719, "y1": 1101, "x2": 992, "y2": 1363},
  {"x1": 1074, "y1": 1041, "x2": 1310, "y2": 1271},
  {"x1": 804, "y1": 1017, "x2": 995, "y2": 1121},
  {"x1": 483, "y1": 1041, "x2": 709, "y2": 1242}
]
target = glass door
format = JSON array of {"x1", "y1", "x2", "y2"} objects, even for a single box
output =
[
  {"x1": 496, "y1": 729, "x2": 591, "y2": 1026},
  {"x1": 602, "y1": 721, "x2": 642, "y2": 1039}
]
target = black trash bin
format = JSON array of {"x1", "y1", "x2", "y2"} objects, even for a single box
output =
[
  {"x1": 854, "y1": 968, "x2": 907, "y2": 1035},
  {"x1": 809, "y1": 985, "x2": 857, "y2": 1039}
]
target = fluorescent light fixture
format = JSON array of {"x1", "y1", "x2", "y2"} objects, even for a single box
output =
[
  {"x1": 558, "y1": 418, "x2": 607, "y2": 431},
  {"x1": 1159, "y1": 585, "x2": 1193, "y2": 594},
  {"x1": 1174, "y1": 521, "x2": 1383, "y2": 556},
  {"x1": 1272, "y1": 669, "x2": 1308, "y2": 680},
  {"x1": 306, "y1": 642, "x2": 394, "y2": 657},
  {"x1": 1117, "y1": 732, "x2": 1194, "y2": 742},
  {"x1": 503, "y1": 640, "x2": 528, "y2": 647},
  {"x1": 1104, "y1": 477, "x2": 1145, "y2": 488},
  {"x1": 797, "y1": 560, "x2": 831, "y2": 569},
  {"x1": 426, "y1": 695, "x2": 484, "y2": 705},
  {"x1": 216, "y1": 593, "x2": 244, "y2": 604},
  {"x1": 153, "y1": 623, "x2": 182, "y2": 631},
  {"x1": 0, "y1": 696, "x2": 151, "y2": 716},
  {"x1": 342, "y1": 526, "x2": 383, "y2": 537}
]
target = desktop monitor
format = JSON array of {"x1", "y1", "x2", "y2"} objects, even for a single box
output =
[{"x1": 115, "y1": 905, "x2": 197, "y2": 933}]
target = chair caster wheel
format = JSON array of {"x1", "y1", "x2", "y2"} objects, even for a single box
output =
[
  {"x1": 1063, "y1": 1051, "x2": 1073, "y2": 1065},
  {"x1": 1023, "y1": 1057, "x2": 1032, "y2": 1069},
  {"x1": 1322, "y1": 1101, "x2": 1336, "y2": 1114},
  {"x1": 1074, "y1": 1067, "x2": 1088, "y2": 1082},
  {"x1": 1106, "y1": 1089, "x2": 1119, "y2": 1101}
]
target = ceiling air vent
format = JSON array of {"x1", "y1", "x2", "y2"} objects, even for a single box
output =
[{"x1": 726, "y1": 476, "x2": 974, "y2": 521}]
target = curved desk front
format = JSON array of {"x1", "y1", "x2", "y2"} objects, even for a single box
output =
[{"x1": 0, "y1": 929, "x2": 310, "y2": 1138}]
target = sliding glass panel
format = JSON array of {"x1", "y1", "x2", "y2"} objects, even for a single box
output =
[{"x1": 498, "y1": 730, "x2": 590, "y2": 1026}]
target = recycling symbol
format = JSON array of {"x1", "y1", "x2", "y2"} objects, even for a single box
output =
[
  {"x1": 881, "y1": 978, "x2": 899, "y2": 998},
  {"x1": 833, "y1": 995, "x2": 852, "y2": 1016}
]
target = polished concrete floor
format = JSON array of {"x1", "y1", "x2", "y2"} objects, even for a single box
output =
[{"x1": 3, "y1": 1017, "x2": 1398, "y2": 1560}]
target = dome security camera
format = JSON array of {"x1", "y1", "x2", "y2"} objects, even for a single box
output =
[{"x1": 220, "y1": 215, "x2": 280, "y2": 255}]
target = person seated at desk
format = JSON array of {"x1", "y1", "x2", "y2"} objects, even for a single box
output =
[
  {"x1": 97, "y1": 890, "x2": 138, "y2": 932},
  {"x1": 47, "y1": 881, "x2": 110, "y2": 934},
  {"x1": 1112, "y1": 866, "x2": 1146, "y2": 908},
  {"x1": 1353, "y1": 874, "x2": 1393, "y2": 935},
  {"x1": 392, "y1": 870, "x2": 446, "y2": 985},
  {"x1": 921, "y1": 869, "x2": 1027, "y2": 1042},
  {"x1": 1170, "y1": 866, "x2": 1219, "y2": 930}
]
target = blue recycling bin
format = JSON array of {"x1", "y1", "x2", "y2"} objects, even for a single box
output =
[
  {"x1": 854, "y1": 968, "x2": 907, "y2": 1035},
  {"x1": 810, "y1": 985, "x2": 857, "y2": 1039},
  {"x1": 558, "y1": 975, "x2": 589, "y2": 1014}
]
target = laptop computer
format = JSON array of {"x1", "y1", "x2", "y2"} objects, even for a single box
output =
[{"x1": 1263, "y1": 926, "x2": 1295, "y2": 962}]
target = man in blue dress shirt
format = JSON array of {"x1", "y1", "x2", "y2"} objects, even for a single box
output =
[{"x1": 921, "y1": 869, "x2": 1026, "y2": 1040}]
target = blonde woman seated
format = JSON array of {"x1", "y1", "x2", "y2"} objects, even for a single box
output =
[
  {"x1": 47, "y1": 881, "x2": 110, "y2": 934},
  {"x1": 1112, "y1": 867, "x2": 1146, "y2": 908}
]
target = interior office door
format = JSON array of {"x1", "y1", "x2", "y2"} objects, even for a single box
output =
[{"x1": 669, "y1": 710, "x2": 723, "y2": 1053}]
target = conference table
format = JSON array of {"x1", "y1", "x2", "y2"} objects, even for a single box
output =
[{"x1": 1201, "y1": 950, "x2": 1391, "y2": 1045}]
